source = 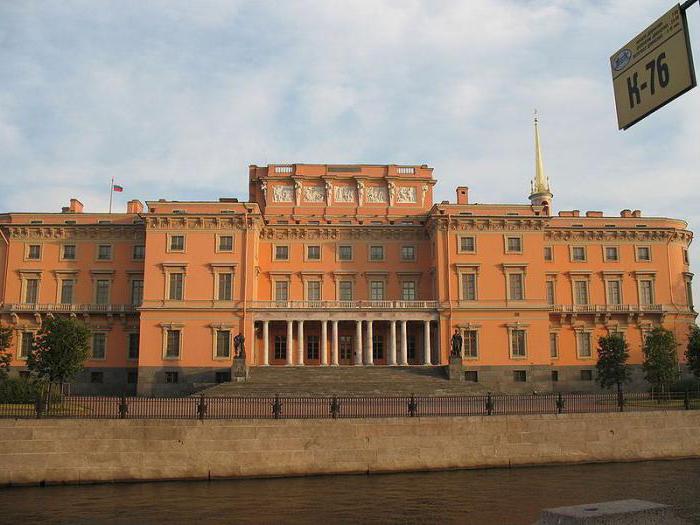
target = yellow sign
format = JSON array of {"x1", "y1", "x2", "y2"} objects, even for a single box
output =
[{"x1": 611, "y1": 4, "x2": 696, "y2": 130}]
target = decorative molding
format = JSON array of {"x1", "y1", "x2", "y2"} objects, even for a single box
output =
[
  {"x1": 4, "y1": 225, "x2": 145, "y2": 241},
  {"x1": 303, "y1": 185, "x2": 325, "y2": 203},
  {"x1": 545, "y1": 228, "x2": 692, "y2": 243},
  {"x1": 366, "y1": 186, "x2": 388, "y2": 203},
  {"x1": 259, "y1": 226, "x2": 427, "y2": 241},
  {"x1": 334, "y1": 185, "x2": 356, "y2": 203},
  {"x1": 144, "y1": 216, "x2": 259, "y2": 231},
  {"x1": 396, "y1": 186, "x2": 417, "y2": 203},
  {"x1": 272, "y1": 184, "x2": 294, "y2": 203}
]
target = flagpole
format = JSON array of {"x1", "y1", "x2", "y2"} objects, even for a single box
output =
[{"x1": 109, "y1": 176, "x2": 114, "y2": 214}]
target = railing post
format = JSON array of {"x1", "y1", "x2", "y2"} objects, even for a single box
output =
[
  {"x1": 617, "y1": 389, "x2": 625, "y2": 412},
  {"x1": 408, "y1": 394, "x2": 417, "y2": 417},
  {"x1": 197, "y1": 395, "x2": 207, "y2": 420},
  {"x1": 684, "y1": 389, "x2": 691, "y2": 411},
  {"x1": 485, "y1": 392, "x2": 493, "y2": 416},
  {"x1": 330, "y1": 395, "x2": 340, "y2": 419},
  {"x1": 118, "y1": 394, "x2": 128, "y2": 419},
  {"x1": 272, "y1": 394, "x2": 282, "y2": 419},
  {"x1": 556, "y1": 392, "x2": 565, "y2": 414}
]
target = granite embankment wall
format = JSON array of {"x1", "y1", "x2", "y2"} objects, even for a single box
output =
[{"x1": 2, "y1": 411, "x2": 700, "y2": 487}]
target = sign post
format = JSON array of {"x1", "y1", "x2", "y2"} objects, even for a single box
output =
[{"x1": 611, "y1": 3, "x2": 696, "y2": 130}]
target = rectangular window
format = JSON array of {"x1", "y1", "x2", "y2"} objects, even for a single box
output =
[
  {"x1": 571, "y1": 246, "x2": 586, "y2": 261},
  {"x1": 339, "y1": 281, "x2": 353, "y2": 301},
  {"x1": 372, "y1": 335, "x2": 384, "y2": 360},
  {"x1": 401, "y1": 281, "x2": 416, "y2": 301},
  {"x1": 464, "y1": 370, "x2": 479, "y2": 382},
  {"x1": 607, "y1": 280, "x2": 622, "y2": 305},
  {"x1": 339, "y1": 335, "x2": 353, "y2": 361},
  {"x1": 580, "y1": 369, "x2": 593, "y2": 381},
  {"x1": 19, "y1": 332, "x2": 34, "y2": 359},
  {"x1": 63, "y1": 245, "x2": 76, "y2": 260},
  {"x1": 551, "y1": 370, "x2": 559, "y2": 382},
  {"x1": 544, "y1": 246, "x2": 553, "y2": 261},
  {"x1": 218, "y1": 273, "x2": 233, "y2": 301},
  {"x1": 218, "y1": 236, "x2": 233, "y2": 252},
  {"x1": 370, "y1": 280, "x2": 385, "y2": 301},
  {"x1": 92, "y1": 333, "x2": 106, "y2": 359},
  {"x1": 459, "y1": 236, "x2": 475, "y2": 253},
  {"x1": 274, "y1": 335, "x2": 286, "y2": 360},
  {"x1": 95, "y1": 280, "x2": 110, "y2": 305},
  {"x1": 577, "y1": 332, "x2": 592, "y2": 358},
  {"x1": 511, "y1": 329, "x2": 526, "y2": 357},
  {"x1": 637, "y1": 246, "x2": 651, "y2": 261},
  {"x1": 464, "y1": 330, "x2": 478, "y2": 358},
  {"x1": 338, "y1": 245, "x2": 353, "y2": 261},
  {"x1": 170, "y1": 235, "x2": 185, "y2": 251},
  {"x1": 546, "y1": 281, "x2": 555, "y2": 305},
  {"x1": 639, "y1": 280, "x2": 654, "y2": 305},
  {"x1": 574, "y1": 281, "x2": 589, "y2": 305},
  {"x1": 97, "y1": 245, "x2": 112, "y2": 260},
  {"x1": 91, "y1": 372, "x2": 104, "y2": 384},
  {"x1": 513, "y1": 370, "x2": 527, "y2": 382},
  {"x1": 133, "y1": 245, "x2": 145, "y2": 260},
  {"x1": 169, "y1": 273, "x2": 184, "y2": 300},
  {"x1": 307, "y1": 245, "x2": 321, "y2": 261},
  {"x1": 27, "y1": 245, "x2": 41, "y2": 260},
  {"x1": 506, "y1": 236, "x2": 522, "y2": 253},
  {"x1": 274, "y1": 281, "x2": 289, "y2": 301},
  {"x1": 131, "y1": 279, "x2": 144, "y2": 305},
  {"x1": 165, "y1": 371, "x2": 179, "y2": 383},
  {"x1": 60, "y1": 279, "x2": 75, "y2": 304},
  {"x1": 274, "y1": 245, "x2": 289, "y2": 261},
  {"x1": 462, "y1": 274, "x2": 476, "y2": 301},
  {"x1": 401, "y1": 245, "x2": 416, "y2": 261},
  {"x1": 307, "y1": 281, "x2": 321, "y2": 301},
  {"x1": 605, "y1": 246, "x2": 619, "y2": 261},
  {"x1": 508, "y1": 274, "x2": 524, "y2": 300},
  {"x1": 128, "y1": 333, "x2": 140, "y2": 360},
  {"x1": 306, "y1": 335, "x2": 319, "y2": 360},
  {"x1": 166, "y1": 330, "x2": 181, "y2": 358},
  {"x1": 24, "y1": 279, "x2": 39, "y2": 304},
  {"x1": 369, "y1": 245, "x2": 384, "y2": 261},
  {"x1": 215, "y1": 371, "x2": 231, "y2": 383},
  {"x1": 216, "y1": 330, "x2": 231, "y2": 358},
  {"x1": 549, "y1": 333, "x2": 559, "y2": 358}
]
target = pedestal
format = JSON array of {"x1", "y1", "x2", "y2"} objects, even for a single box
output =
[
  {"x1": 231, "y1": 356, "x2": 249, "y2": 383},
  {"x1": 448, "y1": 355, "x2": 464, "y2": 381}
]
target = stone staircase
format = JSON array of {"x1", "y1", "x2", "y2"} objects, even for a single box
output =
[{"x1": 199, "y1": 366, "x2": 488, "y2": 396}]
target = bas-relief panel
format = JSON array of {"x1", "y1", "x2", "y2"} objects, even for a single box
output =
[
  {"x1": 396, "y1": 186, "x2": 417, "y2": 204},
  {"x1": 303, "y1": 186, "x2": 325, "y2": 203},
  {"x1": 366, "y1": 186, "x2": 388, "y2": 204},
  {"x1": 334, "y1": 186, "x2": 356, "y2": 203},
  {"x1": 272, "y1": 185, "x2": 294, "y2": 203}
]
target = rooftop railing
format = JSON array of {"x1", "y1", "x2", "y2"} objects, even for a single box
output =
[
  {"x1": 247, "y1": 300, "x2": 440, "y2": 310},
  {"x1": 2, "y1": 303, "x2": 138, "y2": 314}
]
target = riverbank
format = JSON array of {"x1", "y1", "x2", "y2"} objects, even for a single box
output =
[{"x1": 2, "y1": 411, "x2": 699, "y2": 487}]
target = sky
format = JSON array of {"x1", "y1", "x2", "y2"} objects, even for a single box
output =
[{"x1": 1, "y1": 2, "x2": 698, "y2": 254}]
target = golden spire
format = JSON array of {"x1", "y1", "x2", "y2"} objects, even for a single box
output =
[{"x1": 532, "y1": 110, "x2": 550, "y2": 194}]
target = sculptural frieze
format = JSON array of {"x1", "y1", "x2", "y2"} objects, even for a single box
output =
[
  {"x1": 272, "y1": 185, "x2": 294, "y2": 203},
  {"x1": 396, "y1": 186, "x2": 417, "y2": 203},
  {"x1": 366, "y1": 186, "x2": 388, "y2": 203},
  {"x1": 334, "y1": 186, "x2": 356, "y2": 203},
  {"x1": 303, "y1": 186, "x2": 324, "y2": 203}
]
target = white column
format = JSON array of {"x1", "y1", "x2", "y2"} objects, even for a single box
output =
[
  {"x1": 286, "y1": 320, "x2": 293, "y2": 366},
  {"x1": 262, "y1": 320, "x2": 269, "y2": 366},
  {"x1": 297, "y1": 320, "x2": 305, "y2": 366},
  {"x1": 354, "y1": 320, "x2": 363, "y2": 366},
  {"x1": 366, "y1": 320, "x2": 374, "y2": 365},
  {"x1": 400, "y1": 320, "x2": 408, "y2": 365},
  {"x1": 331, "y1": 320, "x2": 339, "y2": 366},
  {"x1": 321, "y1": 320, "x2": 328, "y2": 366},
  {"x1": 423, "y1": 320, "x2": 431, "y2": 365},
  {"x1": 388, "y1": 320, "x2": 397, "y2": 366}
]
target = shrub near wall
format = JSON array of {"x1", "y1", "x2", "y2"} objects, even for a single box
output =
[{"x1": 0, "y1": 377, "x2": 42, "y2": 403}]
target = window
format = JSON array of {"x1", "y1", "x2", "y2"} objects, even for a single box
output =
[
  {"x1": 544, "y1": 246, "x2": 553, "y2": 261},
  {"x1": 464, "y1": 371, "x2": 479, "y2": 382},
  {"x1": 92, "y1": 333, "x2": 106, "y2": 359},
  {"x1": 636, "y1": 246, "x2": 651, "y2": 261},
  {"x1": 639, "y1": 279, "x2": 654, "y2": 305},
  {"x1": 574, "y1": 281, "x2": 589, "y2": 305},
  {"x1": 369, "y1": 245, "x2": 384, "y2": 261},
  {"x1": 370, "y1": 280, "x2": 385, "y2": 300},
  {"x1": 63, "y1": 245, "x2": 76, "y2": 260},
  {"x1": 19, "y1": 332, "x2": 34, "y2": 359},
  {"x1": 508, "y1": 273, "x2": 524, "y2": 300},
  {"x1": 607, "y1": 280, "x2": 622, "y2": 305},
  {"x1": 131, "y1": 279, "x2": 144, "y2": 305},
  {"x1": 218, "y1": 273, "x2": 233, "y2": 301},
  {"x1": 339, "y1": 281, "x2": 353, "y2": 301},
  {"x1": 216, "y1": 330, "x2": 231, "y2": 358},
  {"x1": 215, "y1": 371, "x2": 231, "y2": 383},
  {"x1": 218, "y1": 236, "x2": 233, "y2": 252},
  {"x1": 128, "y1": 333, "x2": 139, "y2": 360},
  {"x1": 169, "y1": 273, "x2": 184, "y2": 300},
  {"x1": 605, "y1": 246, "x2": 619, "y2": 261},
  {"x1": 511, "y1": 329, "x2": 527, "y2": 357},
  {"x1": 464, "y1": 330, "x2": 478, "y2": 358},
  {"x1": 462, "y1": 274, "x2": 477, "y2": 301},
  {"x1": 274, "y1": 281, "x2": 289, "y2": 301},
  {"x1": 577, "y1": 332, "x2": 592, "y2": 358},
  {"x1": 372, "y1": 335, "x2": 384, "y2": 360},
  {"x1": 170, "y1": 235, "x2": 185, "y2": 252},
  {"x1": 513, "y1": 370, "x2": 527, "y2": 382},
  {"x1": 401, "y1": 245, "x2": 416, "y2": 261},
  {"x1": 60, "y1": 279, "x2": 75, "y2": 304},
  {"x1": 307, "y1": 335, "x2": 319, "y2": 360},
  {"x1": 683, "y1": 249, "x2": 689, "y2": 265},
  {"x1": 95, "y1": 280, "x2": 110, "y2": 305},
  {"x1": 571, "y1": 246, "x2": 586, "y2": 262},
  {"x1": 97, "y1": 245, "x2": 112, "y2": 260},
  {"x1": 307, "y1": 245, "x2": 321, "y2": 261},
  {"x1": 307, "y1": 281, "x2": 321, "y2": 301},
  {"x1": 274, "y1": 335, "x2": 287, "y2": 360},
  {"x1": 133, "y1": 245, "x2": 145, "y2": 260},
  {"x1": 549, "y1": 333, "x2": 559, "y2": 358},
  {"x1": 459, "y1": 236, "x2": 475, "y2": 253},
  {"x1": 165, "y1": 371, "x2": 179, "y2": 384},
  {"x1": 165, "y1": 330, "x2": 181, "y2": 358},
  {"x1": 546, "y1": 281, "x2": 555, "y2": 305},
  {"x1": 551, "y1": 370, "x2": 559, "y2": 382},
  {"x1": 274, "y1": 245, "x2": 289, "y2": 261},
  {"x1": 401, "y1": 281, "x2": 416, "y2": 301},
  {"x1": 339, "y1": 335, "x2": 353, "y2": 360},
  {"x1": 506, "y1": 236, "x2": 522, "y2": 253},
  {"x1": 407, "y1": 335, "x2": 416, "y2": 360},
  {"x1": 337, "y1": 245, "x2": 353, "y2": 261},
  {"x1": 24, "y1": 279, "x2": 39, "y2": 304},
  {"x1": 27, "y1": 245, "x2": 41, "y2": 260},
  {"x1": 127, "y1": 371, "x2": 138, "y2": 384},
  {"x1": 90, "y1": 372, "x2": 104, "y2": 384},
  {"x1": 580, "y1": 369, "x2": 593, "y2": 381}
]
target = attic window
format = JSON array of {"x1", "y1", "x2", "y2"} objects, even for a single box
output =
[
  {"x1": 65, "y1": 220, "x2": 77, "y2": 225},
  {"x1": 572, "y1": 224, "x2": 583, "y2": 228},
  {"x1": 459, "y1": 212, "x2": 472, "y2": 216},
  {"x1": 506, "y1": 213, "x2": 519, "y2": 216},
  {"x1": 98, "y1": 220, "x2": 112, "y2": 225},
  {"x1": 173, "y1": 210, "x2": 186, "y2": 214},
  {"x1": 605, "y1": 224, "x2": 616, "y2": 228},
  {"x1": 30, "y1": 220, "x2": 43, "y2": 224},
  {"x1": 636, "y1": 224, "x2": 647, "y2": 228}
]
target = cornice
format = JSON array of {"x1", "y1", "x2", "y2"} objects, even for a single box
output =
[
  {"x1": 427, "y1": 216, "x2": 548, "y2": 233},
  {"x1": 3, "y1": 224, "x2": 145, "y2": 241},
  {"x1": 545, "y1": 228, "x2": 692, "y2": 243},
  {"x1": 259, "y1": 226, "x2": 428, "y2": 241},
  {"x1": 145, "y1": 215, "x2": 262, "y2": 231}
]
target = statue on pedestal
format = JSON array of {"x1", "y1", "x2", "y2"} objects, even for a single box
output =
[
  {"x1": 234, "y1": 333, "x2": 246, "y2": 359},
  {"x1": 450, "y1": 329, "x2": 463, "y2": 358}
]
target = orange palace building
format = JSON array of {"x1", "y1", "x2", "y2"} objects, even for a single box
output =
[{"x1": 0, "y1": 157, "x2": 696, "y2": 395}]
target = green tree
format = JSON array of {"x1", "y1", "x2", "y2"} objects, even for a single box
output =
[
  {"x1": 26, "y1": 316, "x2": 90, "y2": 386},
  {"x1": 685, "y1": 324, "x2": 700, "y2": 378},
  {"x1": 0, "y1": 324, "x2": 12, "y2": 380},
  {"x1": 642, "y1": 327, "x2": 679, "y2": 393},
  {"x1": 595, "y1": 334, "x2": 630, "y2": 394}
]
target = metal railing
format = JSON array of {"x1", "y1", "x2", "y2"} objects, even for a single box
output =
[
  {"x1": 247, "y1": 300, "x2": 440, "y2": 310},
  {"x1": 2, "y1": 303, "x2": 138, "y2": 313},
  {"x1": 2, "y1": 391, "x2": 697, "y2": 420}
]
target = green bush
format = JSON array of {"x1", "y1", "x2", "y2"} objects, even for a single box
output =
[{"x1": 0, "y1": 377, "x2": 42, "y2": 403}]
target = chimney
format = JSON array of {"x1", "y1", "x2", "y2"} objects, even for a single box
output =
[
  {"x1": 456, "y1": 186, "x2": 469, "y2": 205},
  {"x1": 127, "y1": 200, "x2": 144, "y2": 214},
  {"x1": 620, "y1": 209, "x2": 632, "y2": 218},
  {"x1": 571, "y1": 210, "x2": 580, "y2": 217},
  {"x1": 632, "y1": 210, "x2": 642, "y2": 217},
  {"x1": 68, "y1": 199, "x2": 84, "y2": 213},
  {"x1": 585, "y1": 211, "x2": 603, "y2": 217}
]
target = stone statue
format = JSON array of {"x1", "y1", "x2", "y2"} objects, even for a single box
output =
[
  {"x1": 234, "y1": 332, "x2": 246, "y2": 358},
  {"x1": 451, "y1": 329, "x2": 463, "y2": 358},
  {"x1": 325, "y1": 180, "x2": 333, "y2": 206},
  {"x1": 294, "y1": 180, "x2": 302, "y2": 206},
  {"x1": 357, "y1": 180, "x2": 365, "y2": 206},
  {"x1": 388, "y1": 181, "x2": 396, "y2": 206},
  {"x1": 260, "y1": 181, "x2": 267, "y2": 203}
]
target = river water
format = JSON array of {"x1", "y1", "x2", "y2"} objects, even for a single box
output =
[{"x1": 2, "y1": 459, "x2": 699, "y2": 524}]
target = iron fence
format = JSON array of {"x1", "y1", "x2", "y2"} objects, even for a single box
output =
[{"x1": 1, "y1": 391, "x2": 698, "y2": 420}]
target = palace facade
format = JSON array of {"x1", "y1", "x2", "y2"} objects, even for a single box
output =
[{"x1": 0, "y1": 158, "x2": 696, "y2": 394}]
